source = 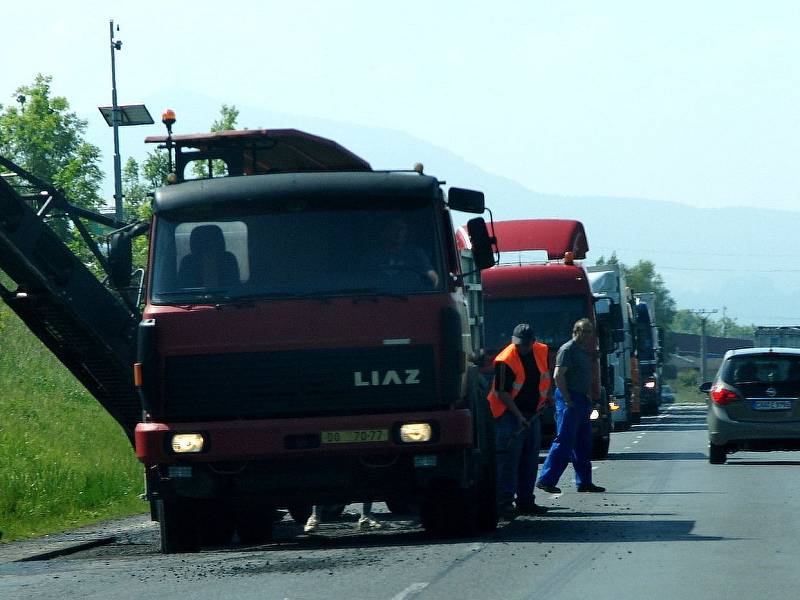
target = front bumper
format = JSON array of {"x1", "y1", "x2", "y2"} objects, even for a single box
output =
[{"x1": 136, "y1": 409, "x2": 477, "y2": 503}]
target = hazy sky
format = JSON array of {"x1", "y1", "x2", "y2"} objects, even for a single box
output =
[{"x1": 5, "y1": 1, "x2": 799, "y2": 213}]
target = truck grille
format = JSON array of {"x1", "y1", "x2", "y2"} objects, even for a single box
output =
[{"x1": 163, "y1": 346, "x2": 438, "y2": 421}]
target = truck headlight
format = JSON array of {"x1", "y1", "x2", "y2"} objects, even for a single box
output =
[
  {"x1": 399, "y1": 423, "x2": 433, "y2": 443},
  {"x1": 609, "y1": 402, "x2": 620, "y2": 411},
  {"x1": 171, "y1": 433, "x2": 205, "y2": 453},
  {"x1": 590, "y1": 409, "x2": 600, "y2": 420}
]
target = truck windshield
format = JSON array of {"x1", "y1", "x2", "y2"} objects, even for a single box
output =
[
  {"x1": 484, "y1": 296, "x2": 588, "y2": 354},
  {"x1": 150, "y1": 201, "x2": 444, "y2": 303}
]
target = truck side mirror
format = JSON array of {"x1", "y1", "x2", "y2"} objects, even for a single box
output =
[
  {"x1": 448, "y1": 188, "x2": 485, "y2": 214},
  {"x1": 466, "y1": 217, "x2": 496, "y2": 270},
  {"x1": 108, "y1": 231, "x2": 133, "y2": 289}
]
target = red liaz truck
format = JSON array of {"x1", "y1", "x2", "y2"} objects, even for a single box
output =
[
  {"x1": 115, "y1": 125, "x2": 499, "y2": 552},
  {"x1": 458, "y1": 219, "x2": 611, "y2": 458}
]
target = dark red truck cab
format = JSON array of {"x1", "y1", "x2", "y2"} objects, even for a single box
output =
[
  {"x1": 458, "y1": 219, "x2": 611, "y2": 458},
  {"x1": 132, "y1": 128, "x2": 497, "y2": 552}
]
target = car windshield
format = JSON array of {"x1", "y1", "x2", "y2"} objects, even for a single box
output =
[
  {"x1": 722, "y1": 355, "x2": 800, "y2": 384},
  {"x1": 150, "y1": 198, "x2": 445, "y2": 303},
  {"x1": 484, "y1": 296, "x2": 588, "y2": 354}
]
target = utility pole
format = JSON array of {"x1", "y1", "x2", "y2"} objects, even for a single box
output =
[
  {"x1": 691, "y1": 309, "x2": 719, "y2": 382},
  {"x1": 109, "y1": 20, "x2": 123, "y2": 222}
]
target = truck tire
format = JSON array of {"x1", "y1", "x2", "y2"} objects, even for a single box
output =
[
  {"x1": 288, "y1": 503, "x2": 312, "y2": 525},
  {"x1": 320, "y1": 504, "x2": 347, "y2": 521},
  {"x1": 473, "y1": 373, "x2": 498, "y2": 532},
  {"x1": 592, "y1": 435, "x2": 610, "y2": 460},
  {"x1": 194, "y1": 499, "x2": 235, "y2": 547},
  {"x1": 386, "y1": 499, "x2": 418, "y2": 516},
  {"x1": 157, "y1": 498, "x2": 200, "y2": 554},
  {"x1": 614, "y1": 418, "x2": 631, "y2": 432},
  {"x1": 235, "y1": 499, "x2": 275, "y2": 545},
  {"x1": 709, "y1": 442, "x2": 727, "y2": 465},
  {"x1": 420, "y1": 481, "x2": 478, "y2": 538}
]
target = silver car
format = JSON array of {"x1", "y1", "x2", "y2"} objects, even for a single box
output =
[{"x1": 700, "y1": 347, "x2": 800, "y2": 464}]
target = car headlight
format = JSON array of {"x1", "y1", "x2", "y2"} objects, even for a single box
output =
[
  {"x1": 171, "y1": 433, "x2": 205, "y2": 453},
  {"x1": 590, "y1": 409, "x2": 600, "y2": 420},
  {"x1": 609, "y1": 402, "x2": 620, "y2": 411},
  {"x1": 399, "y1": 423, "x2": 433, "y2": 443},
  {"x1": 644, "y1": 381, "x2": 656, "y2": 389}
]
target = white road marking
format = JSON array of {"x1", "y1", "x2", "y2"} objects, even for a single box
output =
[
  {"x1": 391, "y1": 583, "x2": 430, "y2": 600},
  {"x1": 632, "y1": 440, "x2": 639, "y2": 444},
  {"x1": 624, "y1": 446, "x2": 632, "y2": 449}
]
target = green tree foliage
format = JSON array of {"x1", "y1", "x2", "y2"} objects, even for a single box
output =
[
  {"x1": 0, "y1": 74, "x2": 102, "y2": 211},
  {"x1": 191, "y1": 104, "x2": 240, "y2": 179},
  {"x1": 625, "y1": 260, "x2": 676, "y2": 328},
  {"x1": 122, "y1": 154, "x2": 170, "y2": 270},
  {"x1": 594, "y1": 253, "x2": 676, "y2": 328},
  {"x1": 121, "y1": 104, "x2": 239, "y2": 272},
  {"x1": 0, "y1": 75, "x2": 106, "y2": 271},
  {"x1": 672, "y1": 308, "x2": 755, "y2": 338}
]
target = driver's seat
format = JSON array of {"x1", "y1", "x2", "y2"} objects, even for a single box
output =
[{"x1": 178, "y1": 225, "x2": 240, "y2": 288}]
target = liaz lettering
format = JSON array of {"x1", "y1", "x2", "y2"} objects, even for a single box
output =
[{"x1": 353, "y1": 369, "x2": 421, "y2": 387}]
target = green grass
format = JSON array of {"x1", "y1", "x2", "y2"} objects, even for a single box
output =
[
  {"x1": 0, "y1": 302, "x2": 146, "y2": 542},
  {"x1": 667, "y1": 375, "x2": 708, "y2": 405}
]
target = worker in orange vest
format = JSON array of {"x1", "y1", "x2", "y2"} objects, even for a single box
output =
[{"x1": 487, "y1": 323, "x2": 552, "y2": 518}]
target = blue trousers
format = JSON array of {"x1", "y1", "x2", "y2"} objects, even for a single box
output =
[
  {"x1": 494, "y1": 411, "x2": 542, "y2": 506},
  {"x1": 538, "y1": 389, "x2": 593, "y2": 487}
]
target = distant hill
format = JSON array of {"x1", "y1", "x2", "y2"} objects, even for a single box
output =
[{"x1": 85, "y1": 90, "x2": 800, "y2": 327}]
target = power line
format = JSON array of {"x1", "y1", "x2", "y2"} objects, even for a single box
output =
[
  {"x1": 657, "y1": 266, "x2": 800, "y2": 273},
  {"x1": 592, "y1": 245, "x2": 796, "y2": 259}
]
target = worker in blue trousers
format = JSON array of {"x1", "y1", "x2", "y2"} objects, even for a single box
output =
[{"x1": 537, "y1": 318, "x2": 606, "y2": 494}]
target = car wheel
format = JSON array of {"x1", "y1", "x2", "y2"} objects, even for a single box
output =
[{"x1": 709, "y1": 442, "x2": 727, "y2": 464}]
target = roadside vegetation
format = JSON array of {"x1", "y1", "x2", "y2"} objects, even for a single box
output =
[
  {"x1": 667, "y1": 371, "x2": 708, "y2": 405},
  {"x1": 0, "y1": 302, "x2": 146, "y2": 542}
]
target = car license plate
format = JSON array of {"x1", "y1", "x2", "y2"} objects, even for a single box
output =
[
  {"x1": 752, "y1": 400, "x2": 792, "y2": 410},
  {"x1": 321, "y1": 429, "x2": 389, "y2": 444}
]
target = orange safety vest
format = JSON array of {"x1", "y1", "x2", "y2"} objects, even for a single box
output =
[{"x1": 487, "y1": 341, "x2": 552, "y2": 418}]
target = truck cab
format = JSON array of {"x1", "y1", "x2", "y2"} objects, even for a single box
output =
[
  {"x1": 457, "y1": 219, "x2": 612, "y2": 459},
  {"x1": 130, "y1": 127, "x2": 498, "y2": 551}
]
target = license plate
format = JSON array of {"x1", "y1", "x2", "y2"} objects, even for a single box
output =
[
  {"x1": 321, "y1": 429, "x2": 389, "y2": 444},
  {"x1": 752, "y1": 400, "x2": 792, "y2": 410}
]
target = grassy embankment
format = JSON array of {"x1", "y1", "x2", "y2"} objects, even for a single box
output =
[
  {"x1": 0, "y1": 301, "x2": 146, "y2": 542},
  {"x1": 667, "y1": 374, "x2": 709, "y2": 405}
]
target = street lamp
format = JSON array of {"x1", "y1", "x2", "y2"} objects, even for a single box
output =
[{"x1": 99, "y1": 19, "x2": 153, "y2": 223}]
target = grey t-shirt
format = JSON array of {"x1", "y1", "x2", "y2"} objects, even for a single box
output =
[{"x1": 555, "y1": 338, "x2": 593, "y2": 396}]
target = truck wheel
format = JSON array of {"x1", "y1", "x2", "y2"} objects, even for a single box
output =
[
  {"x1": 614, "y1": 419, "x2": 631, "y2": 432},
  {"x1": 196, "y1": 499, "x2": 235, "y2": 547},
  {"x1": 236, "y1": 499, "x2": 275, "y2": 545},
  {"x1": 421, "y1": 481, "x2": 478, "y2": 538},
  {"x1": 157, "y1": 498, "x2": 200, "y2": 554},
  {"x1": 288, "y1": 503, "x2": 312, "y2": 524},
  {"x1": 592, "y1": 435, "x2": 610, "y2": 460},
  {"x1": 475, "y1": 383, "x2": 498, "y2": 532},
  {"x1": 320, "y1": 504, "x2": 347, "y2": 521},
  {"x1": 386, "y1": 499, "x2": 418, "y2": 516},
  {"x1": 709, "y1": 442, "x2": 727, "y2": 465}
]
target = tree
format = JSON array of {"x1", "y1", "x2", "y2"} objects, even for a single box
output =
[
  {"x1": 672, "y1": 308, "x2": 754, "y2": 338},
  {"x1": 191, "y1": 104, "x2": 240, "y2": 179},
  {"x1": 122, "y1": 104, "x2": 239, "y2": 270},
  {"x1": 594, "y1": 254, "x2": 676, "y2": 329},
  {"x1": 624, "y1": 260, "x2": 676, "y2": 328},
  {"x1": 0, "y1": 74, "x2": 103, "y2": 211}
]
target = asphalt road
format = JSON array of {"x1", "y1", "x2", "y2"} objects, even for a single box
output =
[{"x1": 3, "y1": 403, "x2": 800, "y2": 600}]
